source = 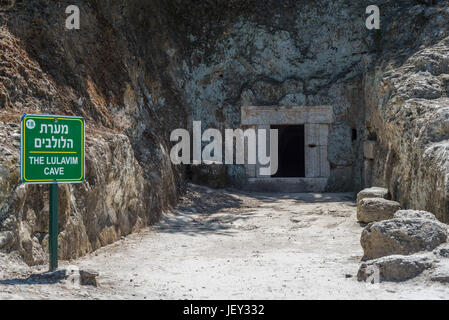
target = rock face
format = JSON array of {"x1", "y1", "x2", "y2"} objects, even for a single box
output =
[
  {"x1": 361, "y1": 218, "x2": 448, "y2": 260},
  {"x1": 178, "y1": 0, "x2": 379, "y2": 191},
  {"x1": 1, "y1": 0, "x2": 449, "y2": 264},
  {"x1": 357, "y1": 198, "x2": 401, "y2": 223},
  {"x1": 356, "y1": 187, "x2": 390, "y2": 204},
  {"x1": 0, "y1": 1, "x2": 185, "y2": 264},
  {"x1": 358, "y1": 254, "x2": 433, "y2": 282},
  {"x1": 364, "y1": 3, "x2": 449, "y2": 221},
  {"x1": 394, "y1": 210, "x2": 437, "y2": 221}
]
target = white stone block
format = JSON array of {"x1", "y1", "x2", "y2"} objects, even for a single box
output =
[
  {"x1": 319, "y1": 125, "x2": 329, "y2": 146},
  {"x1": 305, "y1": 124, "x2": 319, "y2": 146},
  {"x1": 305, "y1": 124, "x2": 329, "y2": 147},
  {"x1": 241, "y1": 106, "x2": 335, "y2": 125},
  {"x1": 244, "y1": 125, "x2": 257, "y2": 178},
  {"x1": 246, "y1": 178, "x2": 328, "y2": 192},
  {"x1": 305, "y1": 146, "x2": 320, "y2": 178},
  {"x1": 256, "y1": 125, "x2": 271, "y2": 177},
  {"x1": 364, "y1": 141, "x2": 376, "y2": 160},
  {"x1": 319, "y1": 146, "x2": 330, "y2": 178},
  {"x1": 362, "y1": 159, "x2": 373, "y2": 188}
]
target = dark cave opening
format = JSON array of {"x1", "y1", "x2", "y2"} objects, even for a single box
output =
[{"x1": 271, "y1": 125, "x2": 305, "y2": 178}]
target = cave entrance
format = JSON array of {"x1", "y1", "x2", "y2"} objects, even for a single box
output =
[
  {"x1": 271, "y1": 125, "x2": 305, "y2": 178},
  {"x1": 241, "y1": 105, "x2": 335, "y2": 192}
]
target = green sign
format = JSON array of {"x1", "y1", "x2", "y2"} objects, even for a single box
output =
[{"x1": 21, "y1": 114, "x2": 85, "y2": 184}]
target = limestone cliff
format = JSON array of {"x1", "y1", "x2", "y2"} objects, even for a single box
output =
[
  {"x1": 0, "y1": 0, "x2": 449, "y2": 264},
  {"x1": 364, "y1": 3, "x2": 449, "y2": 221},
  {"x1": 0, "y1": 0, "x2": 186, "y2": 264}
]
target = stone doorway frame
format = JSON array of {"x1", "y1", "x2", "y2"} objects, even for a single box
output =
[{"x1": 241, "y1": 105, "x2": 335, "y2": 192}]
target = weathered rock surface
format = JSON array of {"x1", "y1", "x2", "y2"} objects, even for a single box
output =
[
  {"x1": 361, "y1": 218, "x2": 448, "y2": 260},
  {"x1": 0, "y1": 231, "x2": 14, "y2": 250},
  {"x1": 356, "y1": 187, "x2": 390, "y2": 204},
  {"x1": 1, "y1": 0, "x2": 449, "y2": 265},
  {"x1": 180, "y1": 0, "x2": 380, "y2": 191},
  {"x1": 394, "y1": 210, "x2": 437, "y2": 221},
  {"x1": 79, "y1": 269, "x2": 99, "y2": 287},
  {"x1": 433, "y1": 244, "x2": 449, "y2": 258},
  {"x1": 429, "y1": 261, "x2": 449, "y2": 283},
  {"x1": 358, "y1": 254, "x2": 433, "y2": 282},
  {"x1": 0, "y1": 1, "x2": 185, "y2": 264},
  {"x1": 357, "y1": 198, "x2": 401, "y2": 223},
  {"x1": 365, "y1": 3, "x2": 449, "y2": 222}
]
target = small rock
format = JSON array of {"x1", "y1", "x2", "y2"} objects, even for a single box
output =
[
  {"x1": 361, "y1": 218, "x2": 448, "y2": 260},
  {"x1": 434, "y1": 244, "x2": 449, "y2": 258},
  {"x1": 357, "y1": 198, "x2": 401, "y2": 223},
  {"x1": 356, "y1": 187, "x2": 390, "y2": 205},
  {"x1": 429, "y1": 261, "x2": 449, "y2": 283},
  {"x1": 363, "y1": 141, "x2": 376, "y2": 160},
  {"x1": 358, "y1": 254, "x2": 433, "y2": 282},
  {"x1": 79, "y1": 269, "x2": 99, "y2": 287}
]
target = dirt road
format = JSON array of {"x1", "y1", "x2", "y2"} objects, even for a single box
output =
[{"x1": 1, "y1": 184, "x2": 449, "y2": 300}]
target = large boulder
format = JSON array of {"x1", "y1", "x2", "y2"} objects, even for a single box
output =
[
  {"x1": 358, "y1": 254, "x2": 433, "y2": 282},
  {"x1": 356, "y1": 187, "x2": 390, "y2": 205},
  {"x1": 357, "y1": 198, "x2": 401, "y2": 223},
  {"x1": 394, "y1": 210, "x2": 436, "y2": 221},
  {"x1": 361, "y1": 218, "x2": 448, "y2": 260}
]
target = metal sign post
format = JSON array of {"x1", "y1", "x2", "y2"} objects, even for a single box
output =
[
  {"x1": 21, "y1": 114, "x2": 85, "y2": 271},
  {"x1": 49, "y1": 183, "x2": 58, "y2": 271}
]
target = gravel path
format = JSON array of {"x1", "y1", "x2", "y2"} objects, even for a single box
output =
[{"x1": 1, "y1": 184, "x2": 449, "y2": 300}]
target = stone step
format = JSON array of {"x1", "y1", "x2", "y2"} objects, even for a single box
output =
[{"x1": 243, "y1": 178, "x2": 328, "y2": 193}]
